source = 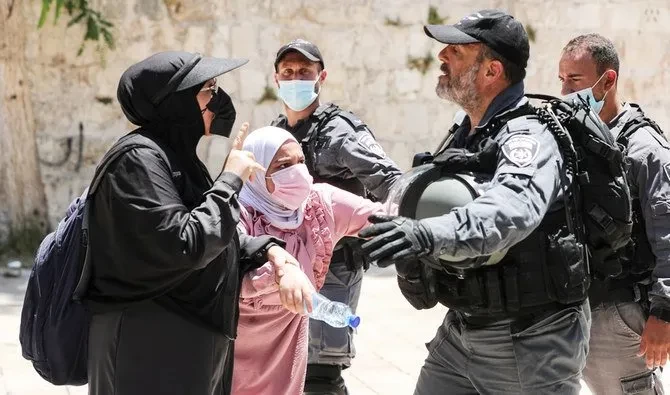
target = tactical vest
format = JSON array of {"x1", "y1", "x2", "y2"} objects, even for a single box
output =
[
  {"x1": 616, "y1": 104, "x2": 665, "y2": 277},
  {"x1": 272, "y1": 104, "x2": 372, "y2": 271},
  {"x1": 279, "y1": 103, "x2": 372, "y2": 197},
  {"x1": 427, "y1": 105, "x2": 590, "y2": 318},
  {"x1": 589, "y1": 104, "x2": 665, "y2": 305}
]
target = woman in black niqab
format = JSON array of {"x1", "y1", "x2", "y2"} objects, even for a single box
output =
[{"x1": 85, "y1": 52, "x2": 273, "y2": 395}]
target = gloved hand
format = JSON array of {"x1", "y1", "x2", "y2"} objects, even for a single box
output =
[{"x1": 359, "y1": 214, "x2": 434, "y2": 268}]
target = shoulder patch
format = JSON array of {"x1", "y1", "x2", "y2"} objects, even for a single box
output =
[
  {"x1": 501, "y1": 134, "x2": 540, "y2": 167},
  {"x1": 357, "y1": 132, "x2": 386, "y2": 158}
]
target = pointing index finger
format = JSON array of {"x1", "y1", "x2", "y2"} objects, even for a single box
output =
[{"x1": 232, "y1": 122, "x2": 250, "y2": 150}]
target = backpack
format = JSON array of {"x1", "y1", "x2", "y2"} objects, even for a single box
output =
[
  {"x1": 19, "y1": 131, "x2": 172, "y2": 386},
  {"x1": 525, "y1": 94, "x2": 634, "y2": 278},
  {"x1": 615, "y1": 103, "x2": 667, "y2": 149},
  {"x1": 425, "y1": 94, "x2": 633, "y2": 278}
]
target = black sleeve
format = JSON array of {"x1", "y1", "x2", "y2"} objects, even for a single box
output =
[
  {"x1": 91, "y1": 147, "x2": 246, "y2": 298},
  {"x1": 238, "y1": 232, "x2": 286, "y2": 272}
]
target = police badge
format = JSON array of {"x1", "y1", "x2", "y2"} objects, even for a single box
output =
[{"x1": 501, "y1": 134, "x2": 540, "y2": 167}]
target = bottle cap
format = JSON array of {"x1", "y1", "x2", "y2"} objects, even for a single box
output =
[{"x1": 348, "y1": 315, "x2": 361, "y2": 328}]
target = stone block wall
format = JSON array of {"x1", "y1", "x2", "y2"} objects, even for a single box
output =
[{"x1": 24, "y1": 0, "x2": 670, "y2": 227}]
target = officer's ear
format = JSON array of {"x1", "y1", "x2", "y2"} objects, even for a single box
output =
[
  {"x1": 484, "y1": 60, "x2": 505, "y2": 84},
  {"x1": 318, "y1": 69, "x2": 327, "y2": 84},
  {"x1": 273, "y1": 73, "x2": 280, "y2": 88},
  {"x1": 603, "y1": 69, "x2": 617, "y2": 91}
]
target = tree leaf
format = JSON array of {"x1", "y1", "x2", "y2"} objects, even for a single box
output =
[
  {"x1": 102, "y1": 29, "x2": 115, "y2": 50},
  {"x1": 65, "y1": 0, "x2": 75, "y2": 15},
  {"x1": 37, "y1": 0, "x2": 54, "y2": 28},
  {"x1": 67, "y1": 11, "x2": 86, "y2": 27},
  {"x1": 85, "y1": 16, "x2": 99, "y2": 41},
  {"x1": 54, "y1": 0, "x2": 65, "y2": 22}
]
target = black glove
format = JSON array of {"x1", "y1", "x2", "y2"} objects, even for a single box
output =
[{"x1": 359, "y1": 214, "x2": 434, "y2": 268}]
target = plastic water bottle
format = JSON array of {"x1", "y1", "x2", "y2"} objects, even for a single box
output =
[{"x1": 307, "y1": 292, "x2": 361, "y2": 329}]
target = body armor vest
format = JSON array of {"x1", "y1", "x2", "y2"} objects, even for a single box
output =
[
  {"x1": 293, "y1": 103, "x2": 367, "y2": 196},
  {"x1": 395, "y1": 104, "x2": 590, "y2": 319},
  {"x1": 589, "y1": 104, "x2": 665, "y2": 306}
]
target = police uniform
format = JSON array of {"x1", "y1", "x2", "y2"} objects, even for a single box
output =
[
  {"x1": 404, "y1": 82, "x2": 590, "y2": 394},
  {"x1": 583, "y1": 103, "x2": 670, "y2": 395},
  {"x1": 358, "y1": 11, "x2": 596, "y2": 394},
  {"x1": 272, "y1": 103, "x2": 401, "y2": 388}
]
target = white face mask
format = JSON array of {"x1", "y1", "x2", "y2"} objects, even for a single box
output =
[
  {"x1": 277, "y1": 75, "x2": 321, "y2": 111},
  {"x1": 562, "y1": 72, "x2": 610, "y2": 115}
]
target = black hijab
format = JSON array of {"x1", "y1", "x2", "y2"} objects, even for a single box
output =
[{"x1": 116, "y1": 51, "x2": 247, "y2": 192}]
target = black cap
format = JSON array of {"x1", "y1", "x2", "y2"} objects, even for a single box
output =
[
  {"x1": 274, "y1": 39, "x2": 324, "y2": 71},
  {"x1": 424, "y1": 9, "x2": 529, "y2": 70},
  {"x1": 144, "y1": 52, "x2": 248, "y2": 106},
  {"x1": 176, "y1": 55, "x2": 248, "y2": 92}
]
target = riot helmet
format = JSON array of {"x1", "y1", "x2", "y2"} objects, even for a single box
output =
[{"x1": 385, "y1": 163, "x2": 508, "y2": 270}]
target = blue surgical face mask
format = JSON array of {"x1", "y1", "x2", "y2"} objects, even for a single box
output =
[
  {"x1": 562, "y1": 72, "x2": 610, "y2": 115},
  {"x1": 278, "y1": 76, "x2": 320, "y2": 111}
]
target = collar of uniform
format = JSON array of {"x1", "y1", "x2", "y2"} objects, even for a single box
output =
[
  {"x1": 450, "y1": 82, "x2": 526, "y2": 149},
  {"x1": 608, "y1": 102, "x2": 633, "y2": 140},
  {"x1": 475, "y1": 81, "x2": 526, "y2": 131},
  {"x1": 287, "y1": 103, "x2": 331, "y2": 131}
]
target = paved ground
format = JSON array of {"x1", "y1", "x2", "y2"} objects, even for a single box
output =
[{"x1": 0, "y1": 266, "x2": 667, "y2": 394}]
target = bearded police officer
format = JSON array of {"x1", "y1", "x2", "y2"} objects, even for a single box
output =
[
  {"x1": 360, "y1": 10, "x2": 591, "y2": 394},
  {"x1": 270, "y1": 39, "x2": 402, "y2": 395},
  {"x1": 559, "y1": 33, "x2": 670, "y2": 395}
]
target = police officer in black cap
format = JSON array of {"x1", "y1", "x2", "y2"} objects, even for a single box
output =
[
  {"x1": 271, "y1": 39, "x2": 402, "y2": 395},
  {"x1": 360, "y1": 10, "x2": 591, "y2": 394}
]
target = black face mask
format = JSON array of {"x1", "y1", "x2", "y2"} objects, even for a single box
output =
[{"x1": 206, "y1": 88, "x2": 236, "y2": 137}]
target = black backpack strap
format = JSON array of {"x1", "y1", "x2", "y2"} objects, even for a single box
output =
[
  {"x1": 470, "y1": 102, "x2": 537, "y2": 151},
  {"x1": 299, "y1": 104, "x2": 339, "y2": 172},
  {"x1": 73, "y1": 131, "x2": 173, "y2": 300},
  {"x1": 87, "y1": 132, "x2": 172, "y2": 197},
  {"x1": 302, "y1": 104, "x2": 340, "y2": 145},
  {"x1": 616, "y1": 103, "x2": 667, "y2": 148}
]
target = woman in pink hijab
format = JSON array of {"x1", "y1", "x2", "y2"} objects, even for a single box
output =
[{"x1": 232, "y1": 126, "x2": 383, "y2": 395}]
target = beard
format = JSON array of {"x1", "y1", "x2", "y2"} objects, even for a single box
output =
[{"x1": 436, "y1": 62, "x2": 481, "y2": 112}]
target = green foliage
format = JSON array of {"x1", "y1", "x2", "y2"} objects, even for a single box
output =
[
  {"x1": 407, "y1": 53, "x2": 434, "y2": 75},
  {"x1": 0, "y1": 219, "x2": 46, "y2": 264},
  {"x1": 257, "y1": 86, "x2": 279, "y2": 105},
  {"x1": 38, "y1": 0, "x2": 115, "y2": 56},
  {"x1": 384, "y1": 17, "x2": 403, "y2": 27},
  {"x1": 526, "y1": 24, "x2": 537, "y2": 43},
  {"x1": 427, "y1": 6, "x2": 446, "y2": 25}
]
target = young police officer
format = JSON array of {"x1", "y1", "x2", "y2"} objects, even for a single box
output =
[
  {"x1": 271, "y1": 39, "x2": 402, "y2": 394},
  {"x1": 559, "y1": 33, "x2": 670, "y2": 395}
]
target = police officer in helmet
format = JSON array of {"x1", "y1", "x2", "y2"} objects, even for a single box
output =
[
  {"x1": 360, "y1": 10, "x2": 591, "y2": 394},
  {"x1": 271, "y1": 39, "x2": 402, "y2": 395}
]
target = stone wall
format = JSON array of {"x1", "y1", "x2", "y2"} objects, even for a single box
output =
[{"x1": 24, "y1": 0, "x2": 670, "y2": 227}]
